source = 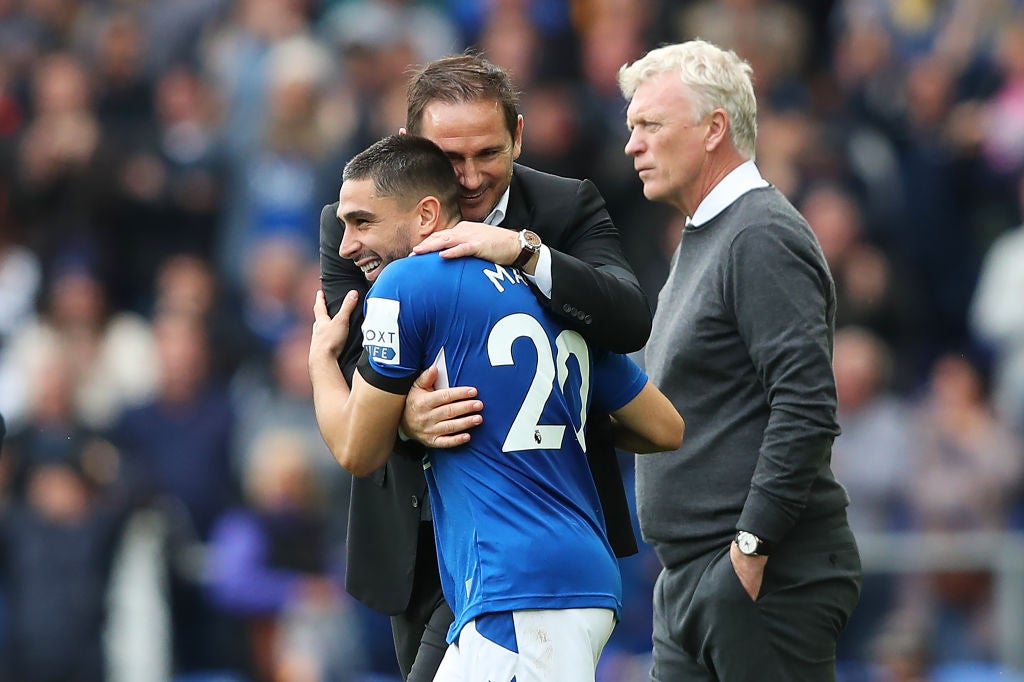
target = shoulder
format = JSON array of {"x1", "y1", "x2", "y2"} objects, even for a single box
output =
[
  {"x1": 370, "y1": 253, "x2": 466, "y2": 304},
  {"x1": 513, "y1": 163, "x2": 586, "y2": 195},
  {"x1": 510, "y1": 164, "x2": 607, "y2": 236},
  {"x1": 512, "y1": 164, "x2": 596, "y2": 208},
  {"x1": 728, "y1": 188, "x2": 819, "y2": 252}
]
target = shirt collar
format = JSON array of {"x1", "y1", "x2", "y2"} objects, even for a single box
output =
[
  {"x1": 687, "y1": 160, "x2": 769, "y2": 227},
  {"x1": 484, "y1": 185, "x2": 512, "y2": 226}
]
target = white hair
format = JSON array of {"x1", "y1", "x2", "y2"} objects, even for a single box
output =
[{"x1": 618, "y1": 40, "x2": 758, "y2": 159}]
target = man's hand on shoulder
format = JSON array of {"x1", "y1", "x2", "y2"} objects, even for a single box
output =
[
  {"x1": 413, "y1": 221, "x2": 520, "y2": 267},
  {"x1": 402, "y1": 365, "x2": 484, "y2": 449}
]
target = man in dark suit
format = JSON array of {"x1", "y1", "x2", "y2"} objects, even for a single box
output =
[{"x1": 319, "y1": 54, "x2": 652, "y2": 681}]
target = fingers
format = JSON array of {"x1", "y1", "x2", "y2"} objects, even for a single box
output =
[
  {"x1": 419, "y1": 386, "x2": 478, "y2": 411},
  {"x1": 427, "y1": 412, "x2": 484, "y2": 449},
  {"x1": 412, "y1": 231, "x2": 451, "y2": 255},
  {"x1": 437, "y1": 243, "x2": 477, "y2": 260},
  {"x1": 336, "y1": 289, "x2": 359, "y2": 323},
  {"x1": 413, "y1": 365, "x2": 439, "y2": 391},
  {"x1": 429, "y1": 432, "x2": 473, "y2": 449},
  {"x1": 312, "y1": 289, "x2": 359, "y2": 323},
  {"x1": 312, "y1": 290, "x2": 329, "y2": 321}
]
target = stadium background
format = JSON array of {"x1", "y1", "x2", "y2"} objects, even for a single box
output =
[{"x1": 1, "y1": 0, "x2": 1024, "y2": 680}]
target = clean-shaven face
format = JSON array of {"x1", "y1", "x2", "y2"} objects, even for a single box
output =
[
  {"x1": 624, "y1": 71, "x2": 709, "y2": 214},
  {"x1": 337, "y1": 177, "x2": 417, "y2": 283},
  {"x1": 416, "y1": 98, "x2": 522, "y2": 222}
]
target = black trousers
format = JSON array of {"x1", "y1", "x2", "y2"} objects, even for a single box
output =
[
  {"x1": 651, "y1": 514, "x2": 862, "y2": 682},
  {"x1": 391, "y1": 522, "x2": 455, "y2": 682}
]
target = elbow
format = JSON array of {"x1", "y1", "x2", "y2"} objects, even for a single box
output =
[
  {"x1": 616, "y1": 300, "x2": 654, "y2": 354},
  {"x1": 668, "y1": 415, "x2": 685, "y2": 451},
  {"x1": 328, "y1": 439, "x2": 385, "y2": 479},
  {"x1": 641, "y1": 414, "x2": 685, "y2": 454},
  {"x1": 332, "y1": 447, "x2": 375, "y2": 478}
]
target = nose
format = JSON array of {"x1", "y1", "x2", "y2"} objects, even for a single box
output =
[
  {"x1": 456, "y1": 158, "x2": 482, "y2": 191},
  {"x1": 339, "y1": 225, "x2": 359, "y2": 259},
  {"x1": 624, "y1": 128, "x2": 643, "y2": 157}
]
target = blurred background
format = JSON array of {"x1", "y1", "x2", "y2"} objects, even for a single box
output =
[{"x1": 0, "y1": 0, "x2": 1023, "y2": 680}]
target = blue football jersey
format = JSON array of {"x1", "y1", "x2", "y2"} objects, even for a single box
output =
[{"x1": 358, "y1": 252, "x2": 647, "y2": 643}]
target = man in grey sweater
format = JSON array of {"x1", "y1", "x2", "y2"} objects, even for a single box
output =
[{"x1": 618, "y1": 40, "x2": 862, "y2": 681}]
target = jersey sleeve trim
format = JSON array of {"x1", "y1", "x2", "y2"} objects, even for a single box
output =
[{"x1": 357, "y1": 350, "x2": 417, "y2": 395}]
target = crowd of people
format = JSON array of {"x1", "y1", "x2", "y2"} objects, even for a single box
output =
[{"x1": 1, "y1": 0, "x2": 1024, "y2": 680}]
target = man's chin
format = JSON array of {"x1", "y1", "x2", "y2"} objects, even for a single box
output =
[{"x1": 459, "y1": 194, "x2": 492, "y2": 222}]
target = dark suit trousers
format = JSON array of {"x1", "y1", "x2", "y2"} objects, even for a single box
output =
[
  {"x1": 651, "y1": 514, "x2": 862, "y2": 682},
  {"x1": 391, "y1": 522, "x2": 454, "y2": 681}
]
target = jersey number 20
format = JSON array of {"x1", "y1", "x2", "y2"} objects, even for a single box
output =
[{"x1": 487, "y1": 313, "x2": 590, "y2": 452}]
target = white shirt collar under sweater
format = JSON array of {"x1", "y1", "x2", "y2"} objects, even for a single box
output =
[{"x1": 686, "y1": 160, "x2": 769, "y2": 227}]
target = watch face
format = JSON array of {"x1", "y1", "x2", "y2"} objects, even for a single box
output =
[
  {"x1": 522, "y1": 230, "x2": 542, "y2": 250},
  {"x1": 737, "y1": 532, "x2": 758, "y2": 555}
]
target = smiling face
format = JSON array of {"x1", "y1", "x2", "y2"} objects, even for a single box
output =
[
  {"x1": 415, "y1": 98, "x2": 522, "y2": 222},
  {"x1": 337, "y1": 178, "x2": 418, "y2": 283},
  {"x1": 624, "y1": 70, "x2": 710, "y2": 216}
]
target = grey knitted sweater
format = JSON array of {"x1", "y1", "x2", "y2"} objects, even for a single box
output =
[{"x1": 639, "y1": 186, "x2": 850, "y2": 568}]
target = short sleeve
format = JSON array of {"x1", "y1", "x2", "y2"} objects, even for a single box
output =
[
  {"x1": 591, "y1": 351, "x2": 648, "y2": 413},
  {"x1": 356, "y1": 257, "x2": 440, "y2": 393}
]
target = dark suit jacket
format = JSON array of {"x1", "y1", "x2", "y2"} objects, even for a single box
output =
[{"x1": 319, "y1": 163, "x2": 652, "y2": 615}]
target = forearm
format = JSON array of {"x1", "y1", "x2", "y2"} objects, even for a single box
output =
[
  {"x1": 610, "y1": 381, "x2": 684, "y2": 454},
  {"x1": 310, "y1": 349, "x2": 354, "y2": 463}
]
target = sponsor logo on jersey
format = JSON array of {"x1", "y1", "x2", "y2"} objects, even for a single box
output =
[{"x1": 363, "y1": 297, "x2": 401, "y2": 365}]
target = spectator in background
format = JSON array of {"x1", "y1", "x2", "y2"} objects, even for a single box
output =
[
  {"x1": 239, "y1": 235, "x2": 312, "y2": 357},
  {"x1": 619, "y1": 40, "x2": 861, "y2": 679},
  {"x1": 971, "y1": 172, "x2": 1024, "y2": 432},
  {"x1": 9, "y1": 52, "x2": 104, "y2": 266},
  {"x1": 801, "y1": 182, "x2": 925, "y2": 390},
  {"x1": 151, "y1": 253, "x2": 260, "y2": 379},
  {"x1": 218, "y1": 35, "x2": 342, "y2": 287},
  {"x1": 96, "y1": 63, "x2": 228, "y2": 312},
  {"x1": 832, "y1": 327, "x2": 913, "y2": 536},
  {"x1": 831, "y1": 326, "x2": 913, "y2": 662},
  {"x1": 113, "y1": 312, "x2": 242, "y2": 676},
  {"x1": 231, "y1": 322, "x2": 352, "y2": 537},
  {"x1": 206, "y1": 428, "x2": 362, "y2": 682},
  {"x1": 0, "y1": 347, "x2": 109, "y2": 500},
  {"x1": 0, "y1": 262, "x2": 158, "y2": 430},
  {"x1": 895, "y1": 354, "x2": 1024, "y2": 664},
  {"x1": 0, "y1": 444, "x2": 134, "y2": 682}
]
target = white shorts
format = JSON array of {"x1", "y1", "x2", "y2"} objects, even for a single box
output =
[{"x1": 432, "y1": 607, "x2": 616, "y2": 682}]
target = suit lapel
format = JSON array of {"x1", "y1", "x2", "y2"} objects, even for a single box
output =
[{"x1": 499, "y1": 165, "x2": 532, "y2": 231}]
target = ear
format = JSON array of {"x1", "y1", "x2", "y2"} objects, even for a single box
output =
[
  {"x1": 705, "y1": 109, "x2": 729, "y2": 153},
  {"x1": 415, "y1": 195, "x2": 443, "y2": 238},
  {"x1": 511, "y1": 114, "x2": 524, "y2": 160}
]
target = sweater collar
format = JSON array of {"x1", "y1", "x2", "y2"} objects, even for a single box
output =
[{"x1": 687, "y1": 160, "x2": 769, "y2": 228}]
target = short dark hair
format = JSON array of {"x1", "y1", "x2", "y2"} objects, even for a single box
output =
[
  {"x1": 406, "y1": 53, "x2": 519, "y2": 140},
  {"x1": 343, "y1": 135, "x2": 461, "y2": 221}
]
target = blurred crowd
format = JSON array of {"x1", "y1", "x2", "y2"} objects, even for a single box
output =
[{"x1": 1, "y1": 0, "x2": 1024, "y2": 680}]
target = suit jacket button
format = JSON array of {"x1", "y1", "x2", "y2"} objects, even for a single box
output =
[
  {"x1": 411, "y1": 495, "x2": 419, "y2": 508},
  {"x1": 562, "y1": 304, "x2": 572, "y2": 313},
  {"x1": 584, "y1": 315, "x2": 593, "y2": 324}
]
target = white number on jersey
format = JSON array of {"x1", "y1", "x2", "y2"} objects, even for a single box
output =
[{"x1": 486, "y1": 313, "x2": 591, "y2": 452}]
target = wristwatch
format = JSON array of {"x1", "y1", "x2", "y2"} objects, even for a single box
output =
[
  {"x1": 511, "y1": 229, "x2": 542, "y2": 270},
  {"x1": 735, "y1": 530, "x2": 773, "y2": 557}
]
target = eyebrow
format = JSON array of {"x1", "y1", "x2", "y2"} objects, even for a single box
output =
[
  {"x1": 340, "y1": 209, "x2": 376, "y2": 223},
  {"x1": 445, "y1": 145, "x2": 506, "y2": 161}
]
